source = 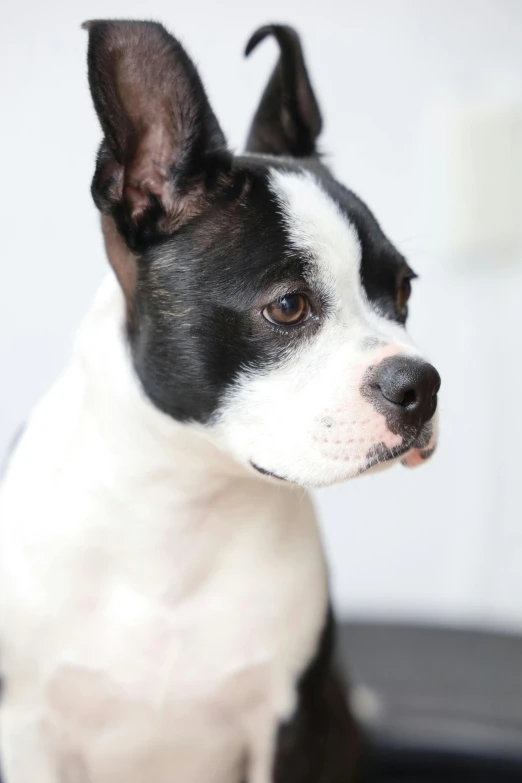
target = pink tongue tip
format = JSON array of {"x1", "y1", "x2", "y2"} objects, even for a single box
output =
[{"x1": 402, "y1": 448, "x2": 425, "y2": 468}]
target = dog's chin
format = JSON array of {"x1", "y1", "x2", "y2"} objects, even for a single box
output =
[
  {"x1": 250, "y1": 437, "x2": 437, "y2": 488},
  {"x1": 249, "y1": 450, "x2": 401, "y2": 489}
]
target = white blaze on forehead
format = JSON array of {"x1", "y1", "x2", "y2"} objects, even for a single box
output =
[
  {"x1": 268, "y1": 169, "x2": 417, "y2": 349},
  {"x1": 268, "y1": 169, "x2": 363, "y2": 309}
]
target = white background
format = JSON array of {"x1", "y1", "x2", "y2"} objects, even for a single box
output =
[{"x1": 2, "y1": 0, "x2": 522, "y2": 629}]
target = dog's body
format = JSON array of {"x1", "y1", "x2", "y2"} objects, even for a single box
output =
[
  {"x1": 0, "y1": 277, "x2": 352, "y2": 783},
  {"x1": 0, "y1": 21, "x2": 440, "y2": 783}
]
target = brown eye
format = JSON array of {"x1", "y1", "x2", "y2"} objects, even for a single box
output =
[
  {"x1": 397, "y1": 277, "x2": 412, "y2": 313},
  {"x1": 263, "y1": 293, "x2": 311, "y2": 326}
]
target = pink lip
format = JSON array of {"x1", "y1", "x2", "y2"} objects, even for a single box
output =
[{"x1": 402, "y1": 445, "x2": 436, "y2": 467}]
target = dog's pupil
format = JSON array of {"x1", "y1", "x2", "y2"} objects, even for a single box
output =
[{"x1": 281, "y1": 295, "x2": 299, "y2": 314}]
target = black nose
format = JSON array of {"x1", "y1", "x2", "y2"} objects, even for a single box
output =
[{"x1": 366, "y1": 356, "x2": 441, "y2": 433}]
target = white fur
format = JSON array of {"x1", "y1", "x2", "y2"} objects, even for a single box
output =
[
  {"x1": 0, "y1": 276, "x2": 328, "y2": 783},
  {"x1": 213, "y1": 170, "x2": 434, "y2": 487}
]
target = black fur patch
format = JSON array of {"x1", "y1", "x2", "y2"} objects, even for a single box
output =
[
  {"x1": 129, "y1": 163, "x2": 312, "y2": 421},
  {"x1": 272, "y1": 608, "x2": 367, "y2": 783}
]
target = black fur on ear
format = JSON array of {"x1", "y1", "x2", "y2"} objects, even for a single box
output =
[
  {"x1": 83, "y1": 19, "x2": 231, "y2": 248},
  {"x1": 244, "y1": 25, "x2": 322, "y2": 158}
]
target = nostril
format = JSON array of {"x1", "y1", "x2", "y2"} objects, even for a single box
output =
[
  {"x1": 374, "y1": 383, "x2": 418, "y2": 408},
  {"x1": 400, "y1": 388, "x2": 417, "y2": 408}
]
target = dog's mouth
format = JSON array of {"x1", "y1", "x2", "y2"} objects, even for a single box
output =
[
  {"x1": 250, "y1": 462, "x2": 289, "y2": 482},
  {"x1": 360, "y1": 426, "x2": 436, "y2": 474},
  {"x1": 250, "y1": 423, "x2": 436, "y2": 484},
  {"x1": 400, "y1": 421, "x2": 437, "y2": 468},
  {"x1": 358, "y1": 442, "x2": 412, "y2": 475},
  {"x1": 401, "y1": 445, "x2": 436, "y2": 468}
]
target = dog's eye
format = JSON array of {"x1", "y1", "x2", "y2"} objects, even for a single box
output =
[
  {"x1": 396, "y1": 277, "x2": 413, "y2": 318},
  {"x1": 263, "y1": 293, "x2": 311, "y2": 326}
]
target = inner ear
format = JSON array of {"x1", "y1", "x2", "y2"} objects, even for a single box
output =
[
  {"x1": 244, "y1": 25, "x2": 322, "y2": 158},
  {"x1": 84, "y1": 20, "x2": 230, "y2": 247}
]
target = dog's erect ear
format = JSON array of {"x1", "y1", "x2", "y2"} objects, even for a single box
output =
[
  {"x1": 244, "y1": 25, "x2": 322, "y2": 158},
  {"x1": 83, "y1": 20, "x2": 230, "y2": 247}
]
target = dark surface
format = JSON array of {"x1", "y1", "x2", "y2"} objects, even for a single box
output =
[{"x1": 339, "y1": 621, "x2": 522, "y2": 782}]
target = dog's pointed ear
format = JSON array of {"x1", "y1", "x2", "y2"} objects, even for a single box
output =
[
  {"x1": 83, "y1": 20, "x2": 230, "y2": 247},
  {"x1": 244, "y1": 25, "x2": 322, "y2": 158}
]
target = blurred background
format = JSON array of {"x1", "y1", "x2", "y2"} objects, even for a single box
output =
[{"x1": 2, "y1": 0, "x2": 522, "y2": 635}]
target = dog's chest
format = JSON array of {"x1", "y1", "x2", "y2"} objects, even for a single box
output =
[
  {"x1": 2, "y1": 479, "x2": 327, "y2": 783},
  {"x1": 42, "y1": 582, "x2": 301, "y2": 783}
]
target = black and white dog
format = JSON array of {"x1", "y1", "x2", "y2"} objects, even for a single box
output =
[{"x1": 0, "y1": 20, "x2": 440, "y2": 783}]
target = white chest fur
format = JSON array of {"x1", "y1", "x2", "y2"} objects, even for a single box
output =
[{"x1": 0, "y1": 278, "x2": 328, "y2": 783}]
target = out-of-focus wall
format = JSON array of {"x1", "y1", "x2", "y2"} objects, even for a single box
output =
[{"x1": 2, "y1": 0, "x2": 521, "y2": 628}]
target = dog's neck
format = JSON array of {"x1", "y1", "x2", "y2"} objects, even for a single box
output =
[
  {"x1": 74, "y1": 273, "x2": 254, "y2": 512},
  {"x1": 58, "y1": 273, "x2": 310, "y2": 603}
]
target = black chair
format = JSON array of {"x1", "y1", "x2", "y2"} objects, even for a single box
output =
[{"x1": 338, "y1": 622, "x2": 522, "y2": 782}]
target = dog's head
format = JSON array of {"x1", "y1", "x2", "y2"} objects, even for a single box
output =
[{"x1": 84, "y1": 20, "x2": 440, "y2": 488}]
